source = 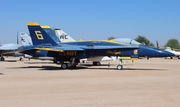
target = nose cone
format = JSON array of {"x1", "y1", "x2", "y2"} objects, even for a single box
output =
[
  {"x1": 138, "y1": 46, "x2": 175, "y2": 57},
  {"x1": 156, "y1": 50, "x2": 175, "y2": 57}
]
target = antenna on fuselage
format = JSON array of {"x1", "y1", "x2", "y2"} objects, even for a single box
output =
[{"x1": 17, "y1": 31, "x2": 19, "y2": 44}]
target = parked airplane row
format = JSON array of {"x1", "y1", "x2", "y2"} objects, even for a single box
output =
[{"x1": 0, "y1": 22, "x2": 177, "y2": 70}]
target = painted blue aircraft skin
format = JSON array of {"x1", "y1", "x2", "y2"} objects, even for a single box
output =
[
  {"x1": 138, "y1": 45, "x2": 174, "y2": 57},
  {"x1": 20, "y1": 43, "x2": 139, "y2": 59},
  {"x1": 113, "y1": 38, "x2": 175, "y2": 57},
  {"x1": 18, "y1": 23, "x2": 139, "y2": 61},
  {"x1": 58, "y1": 42, "x2": 175, "y2": 58},
  {"x1": 45, "y1": 30, "x2": 174, "y2": 58}
]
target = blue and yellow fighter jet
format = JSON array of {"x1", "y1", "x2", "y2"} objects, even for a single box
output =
[{"x1": 18, "y1": 22, "x2": 140, "y2": 70}]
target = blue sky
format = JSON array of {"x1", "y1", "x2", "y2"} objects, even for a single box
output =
[{"x1": 0, "y1": 0, "x2": 180, "y2": 46}]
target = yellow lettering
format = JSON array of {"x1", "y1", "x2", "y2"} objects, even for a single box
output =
[
  {"x1": 59, "y1": 51, "x2": 77, "y2": 56},
  {"x1": 35, "y1": 31, "x2": 44, "y2": 40},
  {"x1": 106, "y1": 50, "x2": 121, "y2": 55}
]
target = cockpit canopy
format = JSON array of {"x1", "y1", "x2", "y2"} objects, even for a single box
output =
[{"x1": 113, "y1": 38, "x2": 141, "y2": 45}]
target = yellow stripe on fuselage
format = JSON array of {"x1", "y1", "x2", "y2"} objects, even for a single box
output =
[
  {"x1": 35, "y1": 48, "x2": 64, "y2": 52},
  {"x1": 120, "y1": 57, "x2": 139, "y2": 60},
  {"x1": 102, "y1": 40, "x2": 131, "y2": 45},
  {"x1": 130, "y1": 58, "x2": 139, "y2": 60},
  {"x1": 27, "y1": 22, "x2": 39, "y2": 26},
  {"x1": 120, "y1": 56, "x2": 131, "y2": 60}
]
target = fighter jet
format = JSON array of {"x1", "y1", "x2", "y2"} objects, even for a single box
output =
[
  {"x1": 53, "y1": 29, "x2": 175, "y2": 65},
  {"x1": 18, "y1": 22, "x2": 140, "y2": 70},
  {"x1": 0, "y1": 43, "x2": 21, "y2": 61},
  {"x1": 19, "y1": 27, "x2": 175, "y2": 67}
]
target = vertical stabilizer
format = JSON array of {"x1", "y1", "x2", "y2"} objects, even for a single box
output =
[
  {"x1": 54, "y1": 29, "x2": 76, "y2": 42},
  {"x1": 27, "y1": 22, "x2": 60, "y2": 46},
  {"x1": 19, "y1": 32, "x2": 33, "y2": 46}
]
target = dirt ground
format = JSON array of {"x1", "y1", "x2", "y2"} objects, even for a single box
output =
[{"x1": 0, "y1": 57, "x2": 180, "y2": 107}]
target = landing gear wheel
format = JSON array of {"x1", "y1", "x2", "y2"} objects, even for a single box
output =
[
  {"x1": 93, "y1": 61, "x2": 101, "y2": 66},
  {"x1": 19, "y1": 58, "x2": 23, "y2": 61},
  {"x1": 117, "y1": 64, "x2": 123, "y2": 70},
  {"x1": 61, "y1": 63, "x2": 68, "y2": 69},
  {"x1": 178, "y1": 56, "x2": 180, "y2": 59},
  {"x1": 93, "y1": 62, "x2": 96, "y2": 65},
  {"x1": 53, "y1": 60, "x2": 57, "y2": 63},
  {"x1": 1, "y1": 57, "x2": 5, "y2": 61},
  {"x1": 96, "y1": 61, "x2": 101, "y2": 66}
]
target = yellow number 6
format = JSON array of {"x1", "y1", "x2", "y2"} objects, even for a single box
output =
[{"x1": 35, "y1": 31, "x2": 44, "y2": 40}]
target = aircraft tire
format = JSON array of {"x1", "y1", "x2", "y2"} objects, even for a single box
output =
[
  {"x1": 53, "y1": 60, "x2": 57, "y2": 63},
  {"x1": 1, "y1": 57, "x2": 5, "y2": 61},
  {"x1": 96, "y1": 61, "x2": 101, "y2": 66},
  {"x1": 93, "y1": 61, "x2": 97, "y2": 65},
  {"x1": 19, "y1": 58, "x2": 23, "y2": 61},
  {"x1": 117, "y1": 64, "x2": 123, "y2": 70},
  {"x1": 61, "y1": 63, "x2": 68, "y2": 69},
  {"x1": 93, "y1": 61, "x2": 101, "y2": 66}
]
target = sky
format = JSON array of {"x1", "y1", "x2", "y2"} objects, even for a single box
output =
[{"x1": 0, "y1": 0, "x2": 180, "y2": 46}]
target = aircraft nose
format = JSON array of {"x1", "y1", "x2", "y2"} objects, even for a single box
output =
[
  {"x1": 157, "y1": 50, "x2": 175, "y2": 57},
  {"x1": 138, "y1": 46, "x2": 175, "y2": 57}
]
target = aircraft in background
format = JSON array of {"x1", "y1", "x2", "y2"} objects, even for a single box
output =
[
  {"x1": 18, "y1": 22, "x2": 141, "y2": 70},
  {"x1": 54, "y1": 28, "x2": 76, "y2": 42},
  {"x1": 19, "y1": 32, "x2": 54, "y2": 61},
  {"x1": 0, "y1": 33, "x2": 22, "y2": 61},
  {"x1": 0, "y1": 44, "x2": 21, "y2": 61},
  {"x1": 156, "y1": 41, "x2": 180, "y2": 59},
  {"x1": 165, "y1": 47, "x2": 180, "y2": 59}
]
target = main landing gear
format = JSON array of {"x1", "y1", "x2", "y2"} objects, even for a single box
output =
[
  {"x1": 0, "y1": 57, "x2": 5, "y2": 61},
  {"x1": 93, "y1": 60, "x2": 124, "y2": 70},
  {"x1": 61, "y1": 63, "x2": 68, "y2": 69},
  {"x1": 115, "y1": 59, "x2": 125, "y2": 70},
  {"x1": 117, "y1": 64, "x2": 123, "y2": 70},
  {"x1": 92, "y1": 61, "x2": 101, "y2": 66},
  {"x1": 54, "y1": 58, "x2": 80, "y2": 69}
]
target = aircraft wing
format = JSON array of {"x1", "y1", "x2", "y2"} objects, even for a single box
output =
[
  {"x1": 0, "y1": 48, "x2": 16, "y2": 51},
  {"x1": 0, "y1": 46, "x2": 17, "y2": 50},
  {"x1": 0, "y1": 44, "x2": 19, "y2": 50}
]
